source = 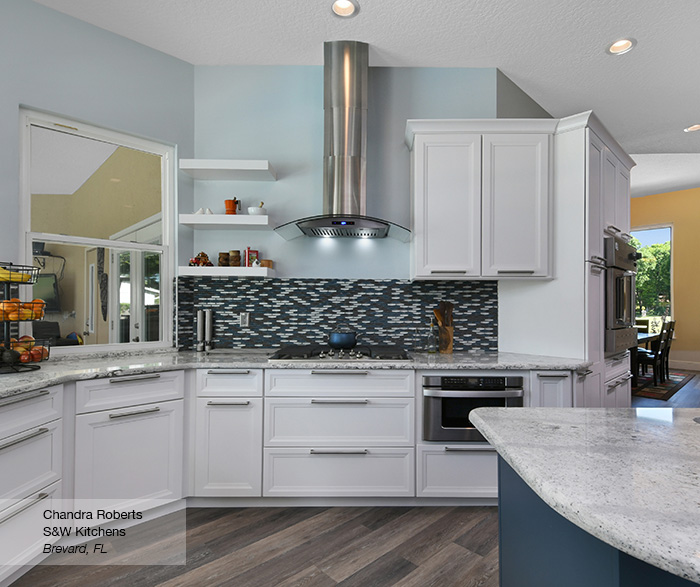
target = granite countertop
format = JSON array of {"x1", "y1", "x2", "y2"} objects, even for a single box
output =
[
  {"x1": 470, "y1": 407, "x2": 700, "y2": 584},
  {"x1": 0, "y1": 348, "x2": 590, "y2": 400}
]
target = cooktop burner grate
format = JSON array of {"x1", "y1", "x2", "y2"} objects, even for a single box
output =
[{"x1": 268, "y1": 344, "x2": 411, "y2": 361}]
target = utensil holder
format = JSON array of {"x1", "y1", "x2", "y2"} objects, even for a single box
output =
[{"x1": 438, "y1": 326, "x2": 453, "y2": 354}]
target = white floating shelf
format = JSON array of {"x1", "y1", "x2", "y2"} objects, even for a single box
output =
[
  {"x1": 179, "y1": 159, "x2": 277, "y2": 181},
  {"x1": 178, "y1": 266, "x2": 274, "y2": 278},
  {"x1": 179, "y1": 214, "x2": 270, "y2": 230}
]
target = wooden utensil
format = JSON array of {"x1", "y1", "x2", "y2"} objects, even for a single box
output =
[{"x1": 433, "y1": 309, "x2": 444, "y2": 327}]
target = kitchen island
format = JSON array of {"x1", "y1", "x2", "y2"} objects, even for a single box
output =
[{"x1": 470, "y1": 407, "x2": 700, "y2": 586}]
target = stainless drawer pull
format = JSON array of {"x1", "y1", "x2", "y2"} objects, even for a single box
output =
[
  {"x1": 497, "y1": 270, "x2": 536, "y2": 275},
  {"x1": 109, "y1": 406, "x2": 161, "y2": 419},
  {"x1": 206, "y1": 370, "x2": 251, "y2": 375},
  {"x1": 309, "y1": 449, "x2": 368, "y2": 455},
  {"x1": 0, "y1": 427, "x2": 49, "y2": 452},
  {"x1": 206, "y1": 401, "x2": 250, "y2": 406},
  {"x1": 577, "y1": 369, "x2": 593, "y2": 377},
  {"x1": 536, "y1": 374, "x2": 568, "y2": 379},
  {"x1": 606, "y1": 224, "x2": 622, "y2": 234},
  {"x1": 310, "y1": 399, "x2": 369, "y2": 404},
  {"x1": 590, "y1": 255, "x2": 606, "y2": 265},
  {"x1": 445, "y1": 446, "x2": 495, "y2": 452},
  {"x1": 310, "y1": 370, "x2": 369, "y2": 376},
  {"x1": 0, "y1": 492, "x2": 49, "y2": 526},
  {"x1": 430, "y1": 270, "x2": 468, "y2": 274},
  {"x1": 109, "y1": 373, "x2": 161, "y2": 384},
  {"x1": 0, "y1": 389, "x2": 50, "y2": 408}
]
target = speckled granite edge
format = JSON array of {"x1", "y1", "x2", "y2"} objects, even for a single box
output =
[
  {"x1": 470, "y1": 407, "x2": 700, "y2": 584},
  {"x1": 0, "y1": 349, "x2": 590, "y2": 399}
]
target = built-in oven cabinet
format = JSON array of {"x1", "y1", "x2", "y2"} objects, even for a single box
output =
[
  {"x1": 416, "y1": 443, "x2": 498, "y2": 498},
  {"x1": 263, "y1": 448, "x2": 414, "y2": 497},
  {"x1": 193, "y1": 368, "x2": 263, "y2": 497},
  {"x1": 262, "y1": 370, "x2": 415, "y2": 497},
  {"x1": 529, "y1": 371, "x2": 574, "y2": 407}
]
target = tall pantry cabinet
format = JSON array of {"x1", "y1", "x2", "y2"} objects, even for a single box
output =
[{"x1": 499, "y1": 111, "x2": 635, "y2": 406}]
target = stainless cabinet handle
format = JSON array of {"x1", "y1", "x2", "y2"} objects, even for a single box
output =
[
  {"x1": 590, "y1": 255, "x2": 606, "y2": 265},
  {"x1": 206, "y1": 400, "x2": 250, "y2": 406},
  {"x1": 577, "y1": 369, "x2": 593, "y2": 377},
  {"x1": 620, "y1": 233, "x2": 632, "y2": 242},
  {"x1": 430, "y1": 270, "x2": 468, "y2": 274},
  {"x1": 206, "y1": 370, "x2": 250, "y2": 375},
  {"x1": 310, "y1": 399, "x2": 369, "y2": 404},
  {"x1": 109, "y1": 373, "x2": 161, "y2": 384},
  {"x1": 497, "y1": 270, "x2": 536, "y2": 275},
  {"x1": 606, "y1": 225, "x2": 622, "y2": 235},
  {"x1": 109, "y1": 406, "x2": 161, "y2": 419},
  {"x1": 0, "y1": 427, "x2": 49, "y2": 452},
  {"x1": 445, "y1": 446, "x2": 495, "y2": 452},
  {"x1": 0, "y1": 389, "x2": 50, "y2": 408},
  {"x1": 310, "y1": 370, "x2": 369, "y2": 376},
  {"x1": 536, "y1": 374, "x2": 569, "y2": 379},
  {"x1": 0, "y1": 492, "x2": 49, "y2": 525},
  {"x1": 309, "y1": 449, "x2": 368, "y2": 455}
]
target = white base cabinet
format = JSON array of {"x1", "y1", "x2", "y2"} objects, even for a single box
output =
[
  {"x1": 529, "y1": 372, "x2": 573, "y2": 407},
  {"x1": 263, "y1": 448, "x2": 414, "y2": 497},
  {"x1": 416, "y1": 444, "x2": 498, "y2": 498}
]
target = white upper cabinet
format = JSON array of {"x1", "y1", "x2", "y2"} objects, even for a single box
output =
[
  {"x1": 481, "y1": 133, "x2": 551, "y2": 277},
  {"x1": 406, "y1": 119, "x2": 556, "y2": 280},
  {"x1": 410, "y1": 133, "x2": 482, "y2": 279}
]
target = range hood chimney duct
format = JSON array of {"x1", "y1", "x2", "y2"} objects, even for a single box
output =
[{"x1": 275, "y1": 41, "x2": 410, "y2": 241}]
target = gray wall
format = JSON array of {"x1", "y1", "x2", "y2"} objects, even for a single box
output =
[
  {"x1": 0, "y1": 0, "x2": 195, "y2": 261},
  {"x1": 496, "y1": 70, "x2": 552, "y2": 118}
]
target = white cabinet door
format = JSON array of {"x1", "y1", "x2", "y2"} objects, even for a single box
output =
[
  {"x1": 75, "y1": 399, "x2": 183, "y2": 508},
  {"x1": 605, "y1": 373, "x2": 633, "y2": 408},
  {"x1": 615, "y1": 162, "x2": 631, "y2": 235},
  {"x1": 410, "y1": 133, "x2": 481, "y2": 279},
  {"x1": 0, "y1": 385, "x2": 62, "y2": 442},
  {"x1": 576, "y1": 363, "x2": 605, "y2": 407},
  {"x1": 264, "y1": 397, "x2": 414, "y2": 447},
  {"x1": 481, "y1": 133, "x2": 550, "y2": 277},
  {"x1": 586, "y1": 131, "x2": 606, "y2": 263},
  {"x1": 586, "y1": 260, "x2": 605, "y2": 364},
  {"x1": 196, "y1": 369, "x2": 263, "y2": 397},
  {"x1": 265, "y1": 369, "x2": 414, "y2": 398},
  {"x1": 263, "y1": 448, "x2": 414, "y2": 497},
  {"x1": 602, "y1": 148, "x2": 631, "y2": 238},
  {"x1": 194, "y1": 397, "x2": 262, "y2": 497},
  {"x1": 416, "y1": 444, "x2": 497, "y2": 498},
  {"x1": 529, "y1": 372, "x2": 573, "y2": 407}
]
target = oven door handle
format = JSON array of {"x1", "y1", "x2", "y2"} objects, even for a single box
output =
[{"x1": 422, "y1": 389, "x2": 524, "y2": 398}]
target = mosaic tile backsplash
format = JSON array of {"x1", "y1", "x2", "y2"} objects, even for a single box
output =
[{"x1": 176, "y1": 278, "x2": 498, "y2": 352}]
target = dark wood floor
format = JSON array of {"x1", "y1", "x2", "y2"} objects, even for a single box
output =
[
  {"x1": 631, "y1": 369, "x2": 700, "y2": 407},
  {"x1": 15, "y1": 506, "x2": 500, "y2": 587}
]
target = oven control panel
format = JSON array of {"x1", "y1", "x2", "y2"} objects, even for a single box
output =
[{"x1": 422, "y1": 376, "x2": 523, "y2": 390}]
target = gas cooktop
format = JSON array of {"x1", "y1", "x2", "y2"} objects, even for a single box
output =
[{"x1": 268, "y1": 344, "x2": 411, "y2": 361}]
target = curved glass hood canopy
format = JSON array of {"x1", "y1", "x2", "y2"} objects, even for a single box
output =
[{"x1": 274, "y1": 40, "x2": 411, "y2": 242}]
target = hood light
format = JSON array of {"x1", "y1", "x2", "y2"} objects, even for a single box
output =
[
  {"x1": 683, "y1": 124, "x2": 700, "y2": 133},
  {"x1": 332, "y1": 0, "x2": 359, "y2": 17},
  {"x1": 607, "y1": 38, "x2": 637, "y2": 55}
]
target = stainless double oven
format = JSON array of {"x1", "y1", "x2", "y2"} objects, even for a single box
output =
[
  {"x1": 604, "y1": 235, "x2": 639, "y2": 355},
  {"x1": 422, "y1": 375, "x2": 524, "y2": 442}
]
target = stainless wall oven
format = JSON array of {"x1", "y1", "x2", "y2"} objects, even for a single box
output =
[
  {"x1": 604, "y1": 235, "x2": 639, "y2": 355},
  {"x1": 423, "y1": 375, "x2": 524, "y2": 442}
]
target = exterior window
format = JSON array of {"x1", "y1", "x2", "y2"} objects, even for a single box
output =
[
  {"x1": 21, "y1": 109, "x2": 174, "y2": 351},
  {"x1": 631, "y1": 226, "x2": 672, "y2": 332}
]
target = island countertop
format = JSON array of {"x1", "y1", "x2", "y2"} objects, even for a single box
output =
[
  {"x1": 0, "y1": 348, "x2": 589, "y2": 399},
  {"x1": 470, "y1": 407, "x2": 700, "y2": 584}
]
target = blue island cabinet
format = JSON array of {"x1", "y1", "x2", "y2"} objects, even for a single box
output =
[{"x1": 498, "y1": 458, "x2": 696, "y2": 587}]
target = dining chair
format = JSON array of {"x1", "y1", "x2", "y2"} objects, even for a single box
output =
[
  {"x1": 662, "y1": 320, "x2": 675, "y2": 381},
  {"x1": 638, "y1": 321, "x2": 671, "y2": 386}
]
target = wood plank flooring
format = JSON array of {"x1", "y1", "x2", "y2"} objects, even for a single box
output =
[
  {"x1": 631, "y1": 370, "x2": 700, "y2": 407},
  {"x1": 14, "y1": 506, "x2": 500, "y2": 587}
]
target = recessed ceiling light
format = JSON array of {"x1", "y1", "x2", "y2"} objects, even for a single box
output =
[
  {"x1": 607, "y1": 38, "x2": 637, "y2": 55},
  {"x1": 684, "y1": 125, "x2": 700, "y2": 133},
  {"x1": 332, "y1": 0, "x2": 359, "y2": 18}
]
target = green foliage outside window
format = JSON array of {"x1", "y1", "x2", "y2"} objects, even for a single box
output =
[{"x1": 630, "y1": 236, "x2": 671, "y2": 318}]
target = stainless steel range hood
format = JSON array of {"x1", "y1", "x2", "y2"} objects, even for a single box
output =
[{"x1": 275, "y1": 41, "x2": 410, "y2": 242}]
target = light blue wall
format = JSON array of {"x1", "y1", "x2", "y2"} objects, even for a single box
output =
[
  {"x1": 191, "y1": 66, "x2": 505, "y2": 278},
  {"x1": 0, "y1": 0, "x2": 194, "y2": 261}
]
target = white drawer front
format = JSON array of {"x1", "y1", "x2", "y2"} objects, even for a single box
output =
[
  {"x1": 196, "y1": 368, "x2": 263, "y2": 397},
  {"x1": 0, "y1": 385, "x2": 62, "y2": 441},
  {"x1": 0, "y1": 419, "x2": 62, "y2": 501},
  {"x1": 605, "y1": 352, "x2": 630, "y2": 382},
  {"x1": 263, "y1": 448, "x2": 414, "y2": 497},
  {"x1": 0, "y1": 480, "x2": 61, "y2": 574},
  {"x1": 264, "y1": 398, "x2": 414, "y2": 447},
  {"x1": 76, "y1": 370, "x2": 184, "y2": 413},
  {"x1": 265, "y1": 369, "x2": 414, "y2": 397},
  {"x1": 416, "y1": 443, "x2": 498, "y2": 498},
  {"x1": 194, "y1": 397, "x2": 263, "y2": 497}
]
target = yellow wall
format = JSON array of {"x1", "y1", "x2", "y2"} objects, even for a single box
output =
[{"x1": 631, "y1": 187, "x2": 700, "y2": 369}]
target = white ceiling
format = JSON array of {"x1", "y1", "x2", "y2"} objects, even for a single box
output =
[{"x1": 33, "y1": 0, "x2": 700, "y2": 196}]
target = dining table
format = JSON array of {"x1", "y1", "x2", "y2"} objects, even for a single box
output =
[{"x1": 630, "y1": 330, "x2": 661, "y2": 387}]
